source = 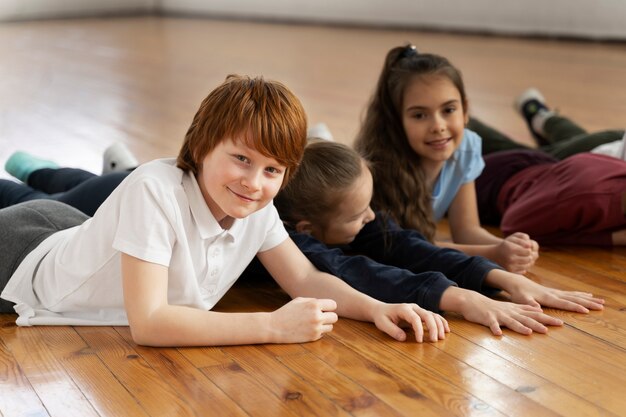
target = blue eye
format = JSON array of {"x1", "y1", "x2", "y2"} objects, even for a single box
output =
[{"x1": 265, "y1": 167, "x2": 282, "y2": 175}]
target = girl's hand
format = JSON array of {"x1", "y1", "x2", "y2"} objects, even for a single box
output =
[
  {"x1": 508, "y1": 279, "x2": 605, "y2": 313},
  {"x1": 372, "y1": 303, "x2": 449, "y2": 343},
  {"x1": 494, "y1": 233, "x2": 540, "y2": 274},
  {"x1": 269, "y1": 297, "x2": 338, "y2": 343},
  {"x1": 458, "y1": 292, "x2": 563, "y2": 335}
]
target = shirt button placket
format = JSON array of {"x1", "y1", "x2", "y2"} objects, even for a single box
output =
[{"x1": 206, "y1": 244, "x2": 223, "y2": 296}]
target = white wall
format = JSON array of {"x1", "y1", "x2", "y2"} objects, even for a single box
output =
[
  {"x1": 0, "y1": 0, "x2": 155, "y2": 20},
  {"x1": 160, "y1": 0, "x2": 626, "y2": 40},
  {"x1": 1, "y1": 0, "x2": 624, "y2": 40}
]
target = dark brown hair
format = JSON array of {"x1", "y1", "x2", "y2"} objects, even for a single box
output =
[
  {"x1": 274, "y1": 140, "x2": 366, "y2": 228},
  {"x1": 354, "y1": 45, "x2": 467, "y2": 241}
]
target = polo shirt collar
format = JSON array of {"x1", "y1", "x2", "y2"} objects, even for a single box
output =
[{"x1": 182, "y1": 171, "x2": 241, "y2": 241}]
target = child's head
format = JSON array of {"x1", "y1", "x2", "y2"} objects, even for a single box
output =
[
  {"x1": 354, "y1": 45, "x2": 467, "y2": 240},
  {"x1": 378, "y1": 45, "x2": 467, "y2": 127},
  {"x1": 275, "y1": 140, "x2": 375, "y2": 245},
  {"x1": 177, "y1": 74, "x2": 307, "y2": 187}
]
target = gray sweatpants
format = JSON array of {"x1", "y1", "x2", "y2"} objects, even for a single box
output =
[{"x1": 0, "y1": 200, "x2": 88, "y2": 313}]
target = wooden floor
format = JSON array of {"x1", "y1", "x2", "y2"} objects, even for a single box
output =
[{"x1": 1, "y1": 16, "x2": 626, "y2": 417}]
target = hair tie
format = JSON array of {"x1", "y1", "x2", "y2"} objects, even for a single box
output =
[{"x1": 401, "y1": 44, "x2": 419, "y2": 59}]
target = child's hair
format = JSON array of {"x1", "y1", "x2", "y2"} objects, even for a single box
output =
[
  {"x1": 275, "y1": 139, "x2": 366, "y2": 228},
  {"x1": 354, "y1": 45, "x2": 467, "y2": 241},
  {"x1": 177, "y1": 74, "x2": 308, "y2": 186}
]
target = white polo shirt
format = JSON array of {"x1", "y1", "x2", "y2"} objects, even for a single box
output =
[{"x1": 2, "y1": 159, "x2": 288, "y2": 326}]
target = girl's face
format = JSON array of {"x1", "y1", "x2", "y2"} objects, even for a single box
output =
[
  {"x1": 311, "y1": 163, "x2": 376, "y2": 245},
  {"x1": 401, "y1": 74, "x2": 468, "y2": 179},
  {"x1": 197, "y1": 136, "x2": 286, "y2": 227}
]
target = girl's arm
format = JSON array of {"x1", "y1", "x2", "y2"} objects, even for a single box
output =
[
  {"x1": 291, "y1": 229, "x2": 457, "y2": 313},
  {"x1": 446, "y1": 181, "x2": 502, "y2": 244},
  {"x1": 439, "y1": 286, "x2": 562, "y2": 335},
  {"x1": 439, "y1": 181, "x2": 538, "y2": 273},
  {"x1": 438, "y1": 269, "x2": 604, "y2": 335},
  {"x1": 257, "y1": 238, "x2": 449, "y2": 343},
  {"x1": 484, "y1": 269, "x2": 605, "y2": 313}
]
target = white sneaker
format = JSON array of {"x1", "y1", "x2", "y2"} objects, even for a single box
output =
[
  {"x1": 102, "y1": 142, "x2": 138, "y2": 174},
  {"x1": 307, "y1": 122, "x2": 334, "y2": 141},
  {"x1": 590, "y1": 131, "x2": 626, "y2": 161}
]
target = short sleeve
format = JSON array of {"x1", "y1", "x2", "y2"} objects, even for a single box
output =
[
  {"x1": 112, "y1": 177, "x2": 177, "y2": 266},
  {"x1": 431, "y1": 130, "x2": 486, "y2": 220},
  {"x1": 460, "y1": 130, "x2": 485, "y2": 184},
  {"x1": 257, "y1": 204, "x2": 289, "y2": 252}
]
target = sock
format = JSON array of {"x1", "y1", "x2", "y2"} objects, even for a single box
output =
[
  {"x1": 531, "y1": 109, "x2": 557, "y2": 139},
  {"x1": 4, "y1": 151, "x2": 59, "y2": 183},
  {"x1": 102, "y1": 143, "x2": 138, "y2": 174},
  {"x1": 307, "y1": 123, "x2": 334, "y2": 141}
]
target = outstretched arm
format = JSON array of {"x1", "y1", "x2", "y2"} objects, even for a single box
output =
[
  {"x1": 442, "y1": 182, "x2": 539, "y2": 273},
  {"x1": 259, "y1": 238, "x2": 449, "y2": 343},
  {"x1": 122, "y1": 253, "x2": 294, "y2": 347},
  {"x1": 439, "y1": 286, "x2": 562, "y2": 336},
  {"x1": 484, "y1": 269, "x2": 605, "y2": 313},
  {"x1": 291, "y1": 229, "x2": 456, "y2": 312}
]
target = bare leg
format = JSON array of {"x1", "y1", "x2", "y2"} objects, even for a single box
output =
[
  {"x1": 613, "y1": 193, "x2": 626, "y2": 245},
  {"x1": 611, "y1": 229, "x2": 626, "y2": 245}
]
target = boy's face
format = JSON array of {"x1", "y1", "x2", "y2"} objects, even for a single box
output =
[{"x1": 197, "y1": 137, "x2": 286, "y2": 225}]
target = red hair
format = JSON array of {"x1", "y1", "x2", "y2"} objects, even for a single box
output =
[{"x1": 177, "y1": 74, "x2": 307, "y2": 186}]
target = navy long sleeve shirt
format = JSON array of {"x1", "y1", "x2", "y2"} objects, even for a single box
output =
[{"x1": 244, "y1": 213, "x2": 500, "y2": 313}]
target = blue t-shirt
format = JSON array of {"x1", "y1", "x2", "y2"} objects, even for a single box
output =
[{"x1": 431, "y1": 129, "x2": 484, "y2": 221}]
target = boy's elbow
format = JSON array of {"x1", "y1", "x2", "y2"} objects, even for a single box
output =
[
  {"x1": 128, "y1": 319, "x2": 163, "y2": 347},
  {"x1": 129, "y1": 323, "x2": 152, "y2": 346}
]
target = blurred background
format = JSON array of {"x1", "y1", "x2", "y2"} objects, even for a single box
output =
[
  {"x1": 1, "y1": 0, "x2": 625, "y2": 40},
  {"x1": 0, "y1": 1, "x2": 624, "y2": 178}
]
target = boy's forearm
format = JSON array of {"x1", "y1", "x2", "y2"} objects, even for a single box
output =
[
  {"x1": 129, "y1": 305, "x2": 274, "y2": 347},
  {"x1": 287, "y1": 270, "x2": 381, "y2": 323}
]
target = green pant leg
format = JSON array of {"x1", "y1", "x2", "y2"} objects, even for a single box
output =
[
  {"x1": 543, "y1": 129, "x2": 625, "y2": 160},
  {"x1": 542, "y1": 115, "x2": 587, "y2": 143},
  {"x1": 467, "y1": 117, "x2": 531, "y2": 155}
]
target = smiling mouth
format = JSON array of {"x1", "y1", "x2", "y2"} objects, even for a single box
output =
[
  {"x1": 426, "y1": 137, "x2": 452, "y2": 147},
  {"x1": 228, "y1": 187, "x2": 257, "y2": 203}
]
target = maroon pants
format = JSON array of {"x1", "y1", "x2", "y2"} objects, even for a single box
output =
[{"x1": 477, "y1": 151, "x2": 626, "y2": 246}]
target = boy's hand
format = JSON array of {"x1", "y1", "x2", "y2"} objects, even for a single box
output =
[
  {"x1": 495, "y1": 233, "x2": 539, "y2": 274},
  {"x1": 372, "y1": 303, "x2": 449, "y2": 343},
  {"x1": 269, "y1": 297, "x2": 338, "y2": 343}
]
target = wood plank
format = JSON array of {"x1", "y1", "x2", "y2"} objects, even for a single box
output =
[
  {"x1": 74, "y1": 326, "x2": 244, "y2": 417},
  {"x1": 34, "y1": 325, "x2": 149, "y2": 417},
  {"x1": 452, "y1": 321, "x2": 626, "y2": 416},
  {"x1": 0, "y1": 317, "x2": 50, "y2": 417},
  {"x1": 114, "y1": 327, "x2": 251, "y2": 417},
  {"x1": 426, "y1": 319, "x2": 613, "y2": 417},
  {"x1": 538, "y1": 247, "x2": 626, "y2": 284},
  {"x1": 0, "y1": 318, "x2": 99, "y2": 417},
  {"x1": 329, "y1": 320, "x2": 561, "y2": 417},
  {"x1": 283, "y1": 338, "x2": 454, "y2": 417},
  {"x1": 217, "y1": 345, "x2": 354, "y2": 417},
  {"x1": 200, "y1": 360, "x2": 302, "y2": 417}
]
